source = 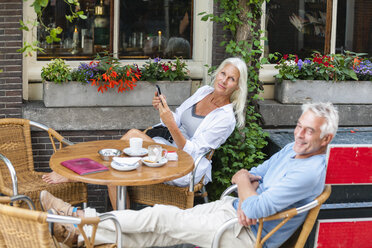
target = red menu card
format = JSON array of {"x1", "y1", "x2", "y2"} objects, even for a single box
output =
[{"x1": 61, "y1": 158, "x2": 108, "y2": 175}]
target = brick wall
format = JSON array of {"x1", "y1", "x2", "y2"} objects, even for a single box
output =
[
  {"x1": 0, "y1": 1, "x2": 23, "y2": 118},
  {"x1": 212, "y1": 4, "x2": 231, "y2": 66}
]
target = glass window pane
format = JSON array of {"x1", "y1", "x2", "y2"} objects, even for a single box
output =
[
  {"x1": 119, "y1": 0, "x2": 193, "y2": 59},
  {"x1": 336, "y1": 0, "x2": 372, "y2": 57},
  {"x1": 265, "y1": 0, "x2": 326, "y2": 59},
  {"x1": 37, "y1": 0, "x2": 112, "y2": 60}
]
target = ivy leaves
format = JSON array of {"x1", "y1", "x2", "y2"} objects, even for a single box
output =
[
  {"x1": 19, "y1": 0, "x2": 86, "y2": 56},
  {"x1": 200, "y1": 0, "x2": 270, "y2": 200}
]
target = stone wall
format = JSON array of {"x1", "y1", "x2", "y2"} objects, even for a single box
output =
[{"x1": 0, "y1": 1, "x2": 23, "y2": 119}]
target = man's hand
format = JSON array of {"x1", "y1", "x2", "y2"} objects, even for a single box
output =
[
  {"x1": 231, "y1": 169, "x2": 261, "y2": 185},
  {"x1": 237, "y1": 202, "x2": 257, "y2": 227}
]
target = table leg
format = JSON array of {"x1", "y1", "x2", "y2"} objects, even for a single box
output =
[{"x1": 116, "y1": 185, "x2": 127, "y2": 210}]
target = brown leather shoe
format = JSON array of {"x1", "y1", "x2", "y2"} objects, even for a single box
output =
[
  {"x1": 48, "y1": 209, "x2": 80, "y2": 247},
  {"x1": 40, "y1": 190, "x2": 77, "y2": 216}
]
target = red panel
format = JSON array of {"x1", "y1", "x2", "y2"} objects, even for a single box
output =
[
  {"x1": 325, "y1": 147, "x2": 372, "y2": 184},
  {"x1": 316, "y1": 220, "x2": 372, "y2": 248}
]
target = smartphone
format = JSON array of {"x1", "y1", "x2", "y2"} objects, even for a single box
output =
[{"x1": 156, "y1": 84, "x2": 162, "y2": 95}]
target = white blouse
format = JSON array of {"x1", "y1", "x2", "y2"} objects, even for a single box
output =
[{"x1": 159, "y1": 85, "x2": 236, "y2": 187}]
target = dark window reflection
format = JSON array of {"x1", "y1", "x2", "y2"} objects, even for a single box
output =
[
  {"x1": 336, "y1": 0, "x2": 372, "y2": 56},
  {"x1": 265, "y1": 0, "x2": 326, "y2": 59},
  {"x1": 119, "y1": 0, "x2": 193, "y2": 59},
  {"x1": 37, "y1": 0, "x2": 112, "y2": 60}
]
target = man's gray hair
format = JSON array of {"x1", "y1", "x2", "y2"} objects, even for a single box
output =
[{"x1": 302, "y1": 102, "x2": 339, "y2": 138}]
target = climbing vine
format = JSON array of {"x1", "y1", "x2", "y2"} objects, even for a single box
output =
[
  {"x1": 19, "y1": 0, "x2": 85, "y2": 56},
  {"x1": 200, "y1": 0, "x2": 270, "y2": 199}
]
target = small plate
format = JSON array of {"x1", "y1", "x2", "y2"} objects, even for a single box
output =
[
  {"x1": 123, "y1": 147, "x2": 148, "y2": 157},
  {"x1": 141, "y1": 156, "x2": 168, "y2": 168},
  {"x1": 111, "y1": 161, "x2": 140, "y2": 171}
]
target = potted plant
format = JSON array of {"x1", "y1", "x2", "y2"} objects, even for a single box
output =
[
  {"x1": 273, "y1": 52, "x2": 372, "y2": 104},
  {"x1": 42, "y1": 55, "x2": 192, "y2": 107}
]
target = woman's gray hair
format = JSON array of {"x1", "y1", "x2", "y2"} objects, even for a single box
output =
[
  {"x1": 302, "y1": 102, "x2": 339, "y2": 138},
  {"x1": 210, "y1": 57, "x2": 248, "y2": 128}
]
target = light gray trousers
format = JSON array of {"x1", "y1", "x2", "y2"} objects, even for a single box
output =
[{"x1": 92, "y1": 196, "x2": 256, "y2": 248}]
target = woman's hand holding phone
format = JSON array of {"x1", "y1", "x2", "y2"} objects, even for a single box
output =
[{"x1": 152, "y1": 85, "x2": 164, "y2": 110}]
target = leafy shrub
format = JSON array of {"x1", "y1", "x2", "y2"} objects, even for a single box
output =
[
  {"x1": 140, "y1": 57, "x2": 190, "y2": 81},
  {"x1": 41, "y1": 58, "x2": 72, "y2": 83}
]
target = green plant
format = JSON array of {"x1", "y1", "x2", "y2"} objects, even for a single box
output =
[
  {"x1": 200, "y1": 0, "x2": 269, "y2": 200},
  {"x1": 274, "y1": 51, "x2": 370, "y2": 82},
  {"x1": 41, "y1": 58, "x2": 72, "y2": 83},
  {"x1": 140, "y1": 57, "x2": 190, "y2": 82}
]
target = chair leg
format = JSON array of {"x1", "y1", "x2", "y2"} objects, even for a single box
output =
[{"x1": 201, "y1": 186, "x2": 209, "y2": 203}]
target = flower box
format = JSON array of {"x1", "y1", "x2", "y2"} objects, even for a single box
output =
[
  {"x1": 275, "y1": 80, "x2": 372, "y2": 104},
  {"x1": 43, "y1": 80, "x2": 192, "y2": 107}
]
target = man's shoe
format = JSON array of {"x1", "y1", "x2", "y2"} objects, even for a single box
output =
[
  {"x1": 40, "y1": 190, "x2": 77, "y2": 216},
  {"x1": 48, "y1": 209, "x2": 79, "y2": 247}
]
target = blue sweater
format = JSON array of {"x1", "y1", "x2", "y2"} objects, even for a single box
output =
[{"x1": 233, "y1": 142, "x2": 327, "y2": 248}]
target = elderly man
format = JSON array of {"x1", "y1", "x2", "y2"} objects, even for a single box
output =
[{"x1": 40, "y1": 102, "x2": 339, "y2": 248}]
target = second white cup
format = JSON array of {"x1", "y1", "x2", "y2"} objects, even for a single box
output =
[{"x1": 129, "y1": 137, "x2": 143, "y2": 151}]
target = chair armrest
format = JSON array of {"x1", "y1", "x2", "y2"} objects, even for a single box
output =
[
  {"x1": 46, "y1": 213, "x2": 122, "y2": 247},
  {"x1": 0, "y1": 194, "x2": 36, "y2": 210},
  {"x1": 143, "y1": 123, "x2": 163, "y2": 134},
  {"x1": 0, "y1": 153, "x2": 18, "y2": 196},
  {"x1": 212, "y1": 218, "x2": 239, "y2": 248},
  {"x1": 220, "y1": 184, "x2": 238, "y2": 200},
  {"x1": 30, "y1": 120, "x2": 74, "y2": 149},
  {"x1": 188, "y1": 150, "x2": 212, "y2": 192},
  {"x1": 98, "y1": 213, "x2": 122, "y2": 247}
]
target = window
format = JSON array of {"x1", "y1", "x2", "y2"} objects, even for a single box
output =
[
  {"x1": 264, "y1": 0, "x2": 327, "y2": 59},
  {"x1": 37, "y1": 0, "x2": 193, "y2": 60},
  {"x1": 336, "y1": 0, "x2": 372, "y2": 56},
  {"x1": 264, "y1": 0, "x2": 372, "y2": 59}
]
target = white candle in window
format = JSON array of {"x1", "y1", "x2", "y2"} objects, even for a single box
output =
[
  {"x1": 73, "y1": 26, "x2": 79, "y2": 45},
  {"x1": 158, "y1": 30, "x2": 161, "y2": 49}
]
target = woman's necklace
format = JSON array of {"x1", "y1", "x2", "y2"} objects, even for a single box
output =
[{"x1": 209, "y1": 94, "x2": 228, "y2": 108}]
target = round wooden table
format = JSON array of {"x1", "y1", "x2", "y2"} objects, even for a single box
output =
[{"x1": 49, "y1": 140, "x2": 194, "y2": 210}]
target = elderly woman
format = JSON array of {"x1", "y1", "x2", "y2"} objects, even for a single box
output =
[{"x1": 43, "y1": 57, "x2": 248, "y2": 207}]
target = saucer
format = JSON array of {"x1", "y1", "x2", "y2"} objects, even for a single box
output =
[
  {"x1": 111, "y1": 161, "x2": 140, "y2": 171},
  {"x1": 123, "y1": 147, "x2": 148, "y2": 157},
  {"x1": 141, "y1": 156, "x2": 168, "y2": 168}
]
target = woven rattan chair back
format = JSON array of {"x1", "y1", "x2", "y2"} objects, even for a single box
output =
[
  {"x1": 0, "y1": 119, "x2": 34, "y2": 191},
  {"x1": 0, "y1": 200, "x2": 119, "y2": 248},
  {"x1": 0, "y1": 118, "x2": 87, "y2": 210},
  {"x1": 0, "y1": 203, "x2": 55, "y2": 248},
  {"x1": 128, "y1": 149, "x2": 214, "y2": 209}
]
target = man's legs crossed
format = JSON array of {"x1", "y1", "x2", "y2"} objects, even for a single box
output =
[{"x1": 95, "y1": 196, "x2": 255, "y2": 247}]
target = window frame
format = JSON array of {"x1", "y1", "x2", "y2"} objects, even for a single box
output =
[
  {"x1": 259, "y1": 0, "x2": 339, "y2": 84},
  {"x1": 22, "y1": 0, "x2": 213, "y2": 100}
]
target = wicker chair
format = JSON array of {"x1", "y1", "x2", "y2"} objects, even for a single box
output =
[
  {"x1": 211, "y1": 184, "x2": 331, "y2": 248},
  {"x1": 0, "y1": 195, "x2": 121, "y2": 248},
  {"x1": 0, "y1": 118, "x2": 87, "y2": 210},
  {"x1": 128, "y1": 148, "x2": 214, "y2": 209}
]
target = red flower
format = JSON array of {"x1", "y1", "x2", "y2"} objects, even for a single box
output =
[
  {"x1": 295, "y1": 55, "x2": 299, "y2": 63},
  {"x1": 162, "y1": 65, "x2": 169, "y2": 72},
  {"x1": 283, "y1": 54, "x2": 288, "y2": 60}
]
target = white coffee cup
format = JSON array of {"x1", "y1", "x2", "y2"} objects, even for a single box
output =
[
  {"x1": 148, "y1": 145, "x2": 168, "y2": 162},
  {"x1": 129, "y1": 137, "x2": 143, "y2": 151}
]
